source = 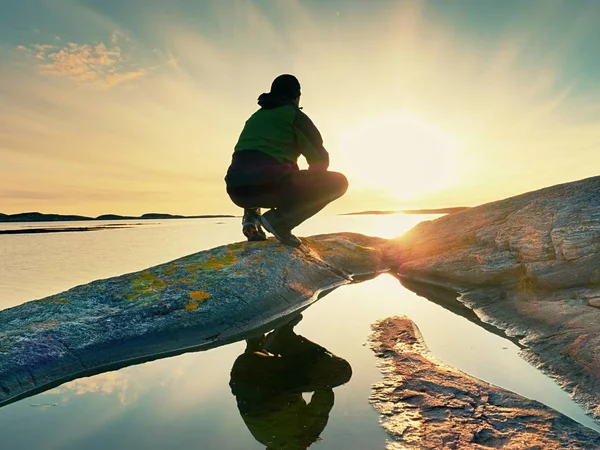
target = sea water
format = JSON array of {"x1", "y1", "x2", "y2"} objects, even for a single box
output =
[{"x1": 0, "y1": 215, "x2": 597, "y2": 449}]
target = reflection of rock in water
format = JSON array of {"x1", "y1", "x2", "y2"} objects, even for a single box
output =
[
  {"x1": 0, "y1": 233, "x2": 382, "y2": 408},
  {"x1": 230, "y1": 315, "x2": 351, "y2": 449},
  {"x1": 391, "y1": 175, "x2": 600, "y2": 419}
]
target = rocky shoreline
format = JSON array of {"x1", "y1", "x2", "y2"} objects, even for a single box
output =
[
  {"x1": 389, "y1": 175, "x2": 600, "y2": 420},
  {"x1": 369, "y1": 316, "x2": 600, "y2": 449},
  {"x1": 0, "y1": 233, "x2": 388, "y2": 407},
  {"x1": 1, "y1": 175, "x2": 599, "y2": 446}
]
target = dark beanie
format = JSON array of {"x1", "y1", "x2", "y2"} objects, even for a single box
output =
[{"x1": 269, "y1": 74, "x2": 301, "y2": 99}]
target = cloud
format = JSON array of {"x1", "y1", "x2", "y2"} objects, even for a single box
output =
[
  {"x1": 46, "y1": 371, "x2": 135, "y2": 406},
  {"x1": 4, "y1": 0, "x2": 600, "y2": 215},
  {"x1": 17, "y1": 33, "x2": 146, "y2": 89}
]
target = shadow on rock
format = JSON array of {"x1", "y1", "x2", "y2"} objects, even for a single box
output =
[{"x1": 230, "y1": 314, "x2": 352, "y2": 450}]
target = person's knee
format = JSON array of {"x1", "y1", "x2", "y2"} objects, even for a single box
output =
[{"x1": 328, "y1": 172, "x2": 348, "y2": 198}]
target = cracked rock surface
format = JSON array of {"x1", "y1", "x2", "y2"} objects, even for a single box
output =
[
  {"x1": 369, "y1": 316, "x2": 600, "y2": 450},
  {"x1": 389, "y1": 176, "x2": 600, "y2": 419},
  {"x1": 392, "y1": 176, "x2": 600, "y2": 290},
  {"x1": 0, "y1": 233, "x2": 387, "y2": 407}
]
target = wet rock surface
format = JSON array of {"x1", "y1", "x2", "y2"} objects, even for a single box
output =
[
  {"x1": 0, "y1": 233, "x2": 387, "y2": 407},
  {"x1": 369, "y1": 316, "x2": 600, "y2": 450},
  {"x1": 390, "y1": 176, "x2": 600, "y2": 419}
]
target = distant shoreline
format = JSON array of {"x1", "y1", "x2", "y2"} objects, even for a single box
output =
[
  {"x1": 1, "y1": 207, "x2": 468, "y2": 224},
  {"x1": 341, "y1": 207, "x2": 469, "y2": 216},
  {"x1": 0, "y1": 212, "x2": 235, "y2": 223},
  {"x1": 0, "y1": 226, "x2": 134, "y2": 235}
]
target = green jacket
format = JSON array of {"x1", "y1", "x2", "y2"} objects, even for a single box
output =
[{"x1": 234, "y1": 95, "x2": 329, "y2": 169}]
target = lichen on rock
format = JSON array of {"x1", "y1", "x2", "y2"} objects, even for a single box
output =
[{"x1": 0, "y1": 233, "x2": 388, "y2": 407}]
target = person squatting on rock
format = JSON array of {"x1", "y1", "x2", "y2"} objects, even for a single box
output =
[{"x1": 225, "y1": 74, "x2": 348, "y2": 247}]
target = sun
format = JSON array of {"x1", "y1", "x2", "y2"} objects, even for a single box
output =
[{"x1": 336, "y1": 115, "x2": 461, "y2": 201}]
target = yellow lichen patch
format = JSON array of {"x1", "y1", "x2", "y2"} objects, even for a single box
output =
[
  {"x1": 184, "y1": 251, "x2": 238, "y2": 272},
  {"x1": 252, "y1": 254, "x2": 273, "y2": 264},
  {"x1": 163, "y1": 266, "x2": 177, "y2": 276},
  {"x1": 228, "y1": 242, "x2": 246, "y2": 251},
  {"x1": 137, "y1": 271, "x2": 155, "y2": 281},
  {"x1": 185, "y1": 290, "x2": 210, "y2": 311},
  {"x1": 137, "y1": 286, "x2": 154, "y2": 294},
  {"x1": 185, "y1": 302, "x2": 200, "y2": 311},
  {"x1": 152, "y1": 279, "x2": 166, "y2": 289},
  {"x1": 189, "y1": 290, "x2": 210, "y2": 301},
  {"x1": 128, "y1": 270, "x2": 167, "y2": 300},
  {"x1": 40, "y1": 297, "x2": 70, "y2": 305}
]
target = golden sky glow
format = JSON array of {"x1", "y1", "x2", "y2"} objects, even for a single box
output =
[{"x1": 1, "y1": 1, "x2": 599, "y2": 215}]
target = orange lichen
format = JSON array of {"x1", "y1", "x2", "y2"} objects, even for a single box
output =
[
  {"x1": 189, "y1": 291, "x2": 210, "y2": 301},
  {"x1": 163, "y1": 267, "x2": 177, "y2": 276},
  {"x1": 185, "y1": 290, "x2": 211, "y2": 311},
  {"x1": 184, "y1": 251, "x2": 238, "y2": 272},
  {"x1": 152, "y1": 279, "x2": 166, "y2": 289},
  {"x1": 128, "y1": 270, "x2": 168, "y2": 300},
  {"x1": 185, "y1": 302, "x2": 200, "y2": 311},
  {"x1": 40, "y1": 298, "x2": 70, "y2": 305}
]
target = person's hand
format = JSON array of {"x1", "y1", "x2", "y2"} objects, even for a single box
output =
[{"x1": 308, "y1": 163, "x2": 328, "y2": 172}]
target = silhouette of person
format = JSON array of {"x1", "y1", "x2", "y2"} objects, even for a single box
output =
[
  {"x1": 225, "y1": 74, "x2": 348, "y2": 247},
  {"x1": 229, "y1": 315, "x2": 352, "y2": 449}
]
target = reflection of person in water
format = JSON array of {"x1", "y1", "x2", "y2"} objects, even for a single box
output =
[{"x1": 229, "y1": 315, "x2": 352, "y2": 450}]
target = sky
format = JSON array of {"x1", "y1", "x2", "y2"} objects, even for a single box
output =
[{"x1": 1, "y1": 0, "x2": 599, "y2": 216}]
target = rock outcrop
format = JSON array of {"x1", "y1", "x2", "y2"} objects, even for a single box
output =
[
  {"x1": 0, "y1": 233, "x2": 388, "y2": 406},
  {"x1": 369, "y1": 316, "x2": 600, "y2": 449},
  {"x1": 3, "y1": 175, "x2": 599, "y2": 445},
  {"x1": 390, "y1": 175, "x2": 600, "y2": 419}
]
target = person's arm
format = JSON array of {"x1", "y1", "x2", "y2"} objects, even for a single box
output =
[{"x1": 294, "y1": 109, "x2": 330, "y2": 171}]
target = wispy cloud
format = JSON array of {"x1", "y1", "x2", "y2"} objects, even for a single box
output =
[
  {"x1": 16, "y1": 33, "x2": 146, "y2": 89},
  {"x1": 46, "y1": 371, "x2": 135, "y2": 406}
]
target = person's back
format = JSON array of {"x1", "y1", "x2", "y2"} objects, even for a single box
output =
[
  {"x1": 234, "y1": 102, "x2": 300, "y2": 166},
  {"x1": 225, "y1": 74, "x2": 348, "y2": 247}
]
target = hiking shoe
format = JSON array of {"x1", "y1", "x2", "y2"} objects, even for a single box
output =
[
  {"x1": 242, "y1": 208, "x2": 261, "y2": 226},
  {"x1": 242, "y1": 224, "x2": 267, "y2": 241},
  {"x1": 242, "y1": 208, "x2": 267, "y2": 242},
  {"x1": 258, "y1": 211, "x2": 302, "y2": 247}
]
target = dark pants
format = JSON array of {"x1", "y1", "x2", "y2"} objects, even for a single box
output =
[{"x1": 227, "y1": 170, "x2": 348, "y2": 230}]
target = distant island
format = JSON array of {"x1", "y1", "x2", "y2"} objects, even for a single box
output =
[
  {"x1": 0, "y1": 212, "x2": 235, "y2": 223},
  {"x1": 1, "y1": 208, "x2": 468, "y2": 224},
  {"x1": 342, "y1": 207, "x2": 469, "y2": 216}
]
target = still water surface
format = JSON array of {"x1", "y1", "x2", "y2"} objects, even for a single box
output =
[{"x1": 0, "y1": 215, "x2": 598, "y2": 449}]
